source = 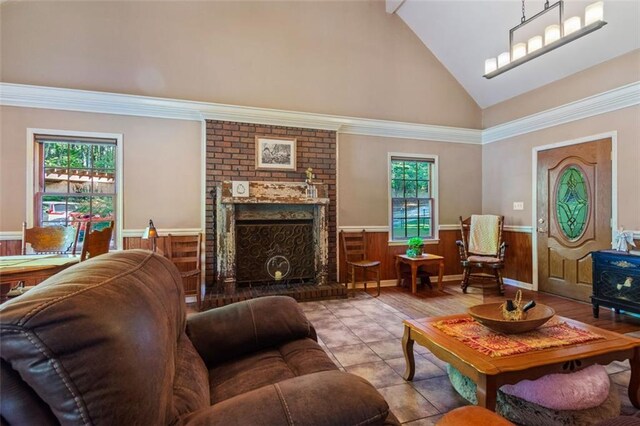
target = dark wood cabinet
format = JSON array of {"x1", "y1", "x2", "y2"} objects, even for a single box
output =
[{"x1": 591, "y1": 250, "x2": 640, "y2": 318}]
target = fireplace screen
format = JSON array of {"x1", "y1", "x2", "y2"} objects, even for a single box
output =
[{"x1": 235, "y1": 220, "x2": 315, "y2": 286}]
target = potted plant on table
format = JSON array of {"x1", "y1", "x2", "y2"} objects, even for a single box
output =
[{"x1": 406, "y1": 237, "x2": 424, "y2": 258}]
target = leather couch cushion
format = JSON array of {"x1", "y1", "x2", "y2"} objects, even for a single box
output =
[
  {"x1": 0, "y1": 250, "x2": 185, "y2": 425},
  {"x1": 173, "y1": 333, "x2": 210, "y2": 417},
  {"x1": 209, "y1": 337, "x2": 337, "y2": 404}
]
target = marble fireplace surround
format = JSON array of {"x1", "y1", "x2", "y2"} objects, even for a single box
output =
[{"x1": 215, "y1": 181, "x2": 329, "y2": 294}]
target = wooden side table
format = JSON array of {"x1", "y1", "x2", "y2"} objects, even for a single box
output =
[{"x1": 395, "y1": 253, "x2": 444, "y2": 294}]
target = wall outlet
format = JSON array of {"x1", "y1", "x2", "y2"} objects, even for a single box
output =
[{"x1": 513, "y1": 201, "x2": 524, "y2": 211}]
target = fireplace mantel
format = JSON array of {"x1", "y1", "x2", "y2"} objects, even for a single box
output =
[
  {"x1": 216, "y1": 181, "x2": 329, "y2": 293},
  {"x1": 219, "y1": 181, "x2": 329, "y2": 205}
]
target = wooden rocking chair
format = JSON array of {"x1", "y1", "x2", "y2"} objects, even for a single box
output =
[{"x1": 456, "y1": 215, "x2": 507, "y2": 295}]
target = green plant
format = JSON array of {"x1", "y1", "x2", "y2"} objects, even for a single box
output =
[
  {"x1": 406, "y1": 237, "x2": 424, "y2": 257},
  {"x1": 407, "y1": 237, "x2": 424, "y2": 250}
]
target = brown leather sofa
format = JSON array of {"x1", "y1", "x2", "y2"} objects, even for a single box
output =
[{"x1": 0, "y1": 250, "x2": 398, "y2": 425}]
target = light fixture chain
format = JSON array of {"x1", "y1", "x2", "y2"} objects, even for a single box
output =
[{"x1": 521, "y1": 0, "x2": 526, "y2": 23}]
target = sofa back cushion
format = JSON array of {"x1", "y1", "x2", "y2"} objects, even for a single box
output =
[{"x1": 0, "y1": 250, "x2": 189, "y2": 425}]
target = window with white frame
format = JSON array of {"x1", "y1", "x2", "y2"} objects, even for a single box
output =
[
  {"x1": 33, "y1": 133, "x2": 119, "y2": 249},
  {"x1": 389, "y1": 154, "x2": 438, "y2": 241}
]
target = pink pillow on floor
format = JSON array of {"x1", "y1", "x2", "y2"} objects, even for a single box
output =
[{"x1": 500, "y1": 364, "x2": 610, "y2": 410}]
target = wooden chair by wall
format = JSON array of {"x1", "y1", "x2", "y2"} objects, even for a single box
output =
[
  {"x1": 80, "y1": 221, "x2": 114, "y2": 261},
  {"x1": 340, "y1": 230, "x2": 381, "y2": 297},
  {"x1": 167, "y1": 233, "x2": 202, "y2": 308},
  {"x1": 21, "y1": 222, "x2": 77, "y2": 255},
  {"x1": 456, "y1": 215, "x2": 507, "y2": 295}
]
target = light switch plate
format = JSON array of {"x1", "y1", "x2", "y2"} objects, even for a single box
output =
[{"x1": 513, "y1": 201, "x2": 524, "y2": 210}]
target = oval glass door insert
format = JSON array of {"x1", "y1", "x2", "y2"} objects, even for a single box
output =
[{"x1": 556, "y1": 166, "x2": 589, "y2": 240}]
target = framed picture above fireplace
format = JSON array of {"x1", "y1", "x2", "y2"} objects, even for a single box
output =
[{"x1": 255, "y1": 136, "x2": 297, "y2": 171}]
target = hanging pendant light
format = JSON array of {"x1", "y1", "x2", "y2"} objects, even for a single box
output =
[{"x1": 483, "y1": 0, "x2": 607, "y2": 79}]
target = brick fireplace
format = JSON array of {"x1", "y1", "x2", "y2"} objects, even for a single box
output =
[{"x1": 204, "y1": 120, "x2": 337, "y2": 294}]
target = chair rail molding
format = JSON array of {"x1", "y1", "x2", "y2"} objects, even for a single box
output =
[{"x1": 122, "y1": 228, "x2": 204, "y2": 238}]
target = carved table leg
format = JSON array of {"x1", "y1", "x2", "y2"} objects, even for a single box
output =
[
  {"x1": 402, "y1": 324, "x2": 415, "y2": 381},
  {"x1": 438, "y1": 260, "x2": 444, "y2": 291},
  {"x1": 395, "y1": 257, "x2": 402, "y2": 287},
  {"x1": 629, "y1": 347, "x2": 640, "y2": 408}
]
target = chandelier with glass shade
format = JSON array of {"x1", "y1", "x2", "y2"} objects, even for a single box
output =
[{"x1": 484, "y1": 0, "x2": 606, "y2": 79}]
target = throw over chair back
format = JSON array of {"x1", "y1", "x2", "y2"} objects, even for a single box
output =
[
  {"x1": 340, "y1": 230, "x2": 381, "y2": 297},
  {"x1": 167, "y1": 233, "x2": 202, "y2": 307},
  {"x1": 0, "y1": 250, "x2": 209, "y2": 425},
  {"x1": 79, "y1": 221, "x2": 114, "y2": 261},
  {"x1": 457, "y1": 215, "x2": 507, "y2": 295},
  {"x1": 21, "y1": 221, "x2": 76, "y2": 254}
]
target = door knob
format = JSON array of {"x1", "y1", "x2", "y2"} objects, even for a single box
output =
[{"x1": 538, "y1": 218, "x2": 545, "y2": 224}]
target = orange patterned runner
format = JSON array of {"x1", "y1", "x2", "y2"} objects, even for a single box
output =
[{"x1": 434, "y1": 317, "x2": 604, "y2": 358}]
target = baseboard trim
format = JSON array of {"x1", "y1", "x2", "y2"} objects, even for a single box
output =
[
  {"x1": 503, "y1": 278, "x2": 534, "y2": 290},
  {"x1": 346, "y1": 275, "x2": 462, "y2": 289}
]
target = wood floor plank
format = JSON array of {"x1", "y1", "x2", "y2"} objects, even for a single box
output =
[{"x1": 377, "y1": 283, "x2": 640, "y2": 334}]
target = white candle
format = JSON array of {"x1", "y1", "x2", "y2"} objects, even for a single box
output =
[
  {"x1": 545, "y1": 24, "x2": 561, "y2": 45},
  {"x1": 564, "y1": 16, "x2": 582, "y2": 35},
  {"x1": 585, "y1": 1, "x2": 604, "y2": 26},
  {"x1": 528, "y1": 35, "x2": 543, "y2": 53},
  {"x1": 498, "y1": 52, "x2": 510, "y2": 68},
  {"x1": 485, "y1": 58, "x2": 498, "y2": 74},
  {"x1": 512, "y1": 43, "x2": 527, "y2": 60}
]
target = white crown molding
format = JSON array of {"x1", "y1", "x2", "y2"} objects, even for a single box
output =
[
  {"x1": 0, "y1": 82, "x2": 481, "y2": 143},
  {"x1": 1, "y1": 81, "x2": 636, "y2": 146},
  {"x1": 483, "y1": 82, "x2": 640, "y2": 144},
  {"x1": 339, "y1": 119, "x2": 482, "y2": 144}
]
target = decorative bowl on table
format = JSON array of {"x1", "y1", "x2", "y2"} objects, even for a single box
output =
[{"x1": 468, "y1": 303, "x2": 556, "y2": 334}]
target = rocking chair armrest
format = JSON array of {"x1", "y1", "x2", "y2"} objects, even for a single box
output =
[
  {"x1": 498, "y1": 241, "x2": 508, "y2": 261},
  {"x1": 455, "y1": 240, "x2": 468, "y2": 260}
]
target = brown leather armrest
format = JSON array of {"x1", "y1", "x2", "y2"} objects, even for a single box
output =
[
  {"x1": 183, "y1": 371, "x2": 398, "y2": 426},
  {"x1": 186, "y1": 296, "x2": 315, "y2": 366}
]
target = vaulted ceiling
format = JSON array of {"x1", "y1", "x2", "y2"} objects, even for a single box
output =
[{"x1": 389, "y1": 0, "x2": 640, "y2": 108}]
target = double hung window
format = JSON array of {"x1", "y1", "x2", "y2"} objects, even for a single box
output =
[
  {"x1": 34, "y1": 134, "x2": 118, "y2": 248},
  {"x1": 389, "y1": 155, "x2": 437, "y2": 241}
]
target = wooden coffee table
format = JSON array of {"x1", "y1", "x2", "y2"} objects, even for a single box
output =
[
  {"x1": 403, "y1": 313, "x2": 640, "y2": 411},
  {"x1": 395, "y1": 254, "x2": 444, "y2": 294}
]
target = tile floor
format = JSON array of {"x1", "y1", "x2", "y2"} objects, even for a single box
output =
[{"x1": 300, "y1": 292, "x2": 640, "y2": 425}]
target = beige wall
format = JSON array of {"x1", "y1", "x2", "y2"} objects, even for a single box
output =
[
  {"x1": 0, "y1": 106, "x2": 202, "y2": 232},
  {"x1": 483, "y1": 50, "x2": 640, "y2": 127},
  {"x1": 482, "y1": 106, "x2": 640, "y2": 230},
  {"x1": 338, "y1": 134, "x2": 482, "y2": 227},
  {"x1": 0, "y1": 0, "x2": 481, "y2": 129},
  {"x1": 482, "y1": 50, "x2": 640, "y2": 230}
]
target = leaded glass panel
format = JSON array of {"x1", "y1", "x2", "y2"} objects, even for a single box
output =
[{"x1": 556, "y1": 166, "x2": 589, "y2": 240}]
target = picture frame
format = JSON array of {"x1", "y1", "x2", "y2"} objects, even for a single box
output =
[{"x1": 255, "y1": 136, "x2": 297, "y2": 171}]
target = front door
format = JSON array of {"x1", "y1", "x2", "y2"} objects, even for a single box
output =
[{"x1": 537, "y1": 138, "x2": 612, "y2": 301}]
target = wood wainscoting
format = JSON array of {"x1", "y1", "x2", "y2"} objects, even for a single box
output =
[
  {"x1": 3, "y1": 229, "x2": 534, "y2": 288},
  {"x1": 338, "y1": 230, "x2": 533, "y2": 286}
]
